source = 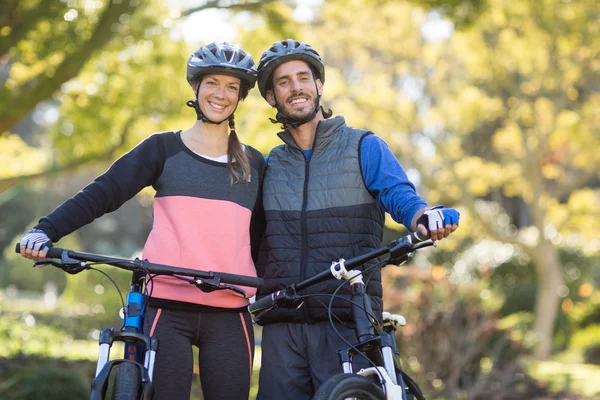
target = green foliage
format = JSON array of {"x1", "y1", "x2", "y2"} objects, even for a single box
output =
[
  {"x1": 1, "y1": 228, "x2": 77, "y2": 292},
  {"x1": 0, "y1": 0, "x2": 192, "y2": 192},
  {"x1": 493, "y1": 247, "x2": 598, "y2": 310},
  {"x1": 1, "y1": 0, "x2": 144, "y2": 134},
  {"x1": 60, "y1": 262, "x2": 134, "y2": 327},
  {"x1": 0, "y1": 303, "x2": 97, "y2": 359},
  {"x1": 571, "y1": 292, "x2": 600, "y2": 328},
  {"x1": 570, "y1": 325, "x2": 600, "y2": 353},
  {"x1": 566, "y1": 293, "x2": 600, "y2": 365},
  {"x1": 0, "y1": 358, "x2": 91, "y2": 400},
  {"x1": 490, "y1": 247, "x2": 599, "y2": 349},
  {"x1": 527, "y1": 360, "x2": 600, "y2": 398},
  {"x1": 409, "y1": 0, "x2": 488, "y2": 27},
  {"x1": 497, "y1": 311, "x2": 538, "y2": 350},
  {"x1": 584, "y1": 345, "x2": 600, "y2": 366},
  {"x1": 49, "y1": 27, "x2": 191, "y2": 162},
  {"x1": 381, "y1": 267, "x2": 556, "y2": 398}
]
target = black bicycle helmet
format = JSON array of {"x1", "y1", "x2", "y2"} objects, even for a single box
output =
[
  {"x1": 257, "y1": 39, "x2": 325, "y2": 99},
  {"x1": 187, "y1": 42, "x2": 257, "y2": 89}
]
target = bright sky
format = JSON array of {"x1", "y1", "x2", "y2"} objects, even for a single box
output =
[
  {"x1": 169, "y1": 0, "x2": 324, "y2": 44},
  {"x1": 170, "y1": 1, "x2": 452, "y2": 47}
]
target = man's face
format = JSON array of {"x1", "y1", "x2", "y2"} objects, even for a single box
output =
[{"x1": 266, "y1": 60, "x2": 323, "y2": 121}]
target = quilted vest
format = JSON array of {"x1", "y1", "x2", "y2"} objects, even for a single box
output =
[{"x1": 256, "y1": 116, "x2": 385, "y2": 324}]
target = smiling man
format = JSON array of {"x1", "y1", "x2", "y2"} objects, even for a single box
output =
[{"x1": 253, "y1": 39, "x2": 460, "y2": 399}]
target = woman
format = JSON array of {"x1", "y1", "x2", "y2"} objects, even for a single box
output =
[{"x1": 19, "y1": 42, "x2": 265, "y2": 399}]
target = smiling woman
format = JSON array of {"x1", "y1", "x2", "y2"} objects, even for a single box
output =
[{"x1": 17, "y1": 41, "x2": 266, "y2": 400}]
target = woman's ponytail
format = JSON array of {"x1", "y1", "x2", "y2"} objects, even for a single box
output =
[{"x1": 227, "y1": 114, "x2": 251, "y2": 184}]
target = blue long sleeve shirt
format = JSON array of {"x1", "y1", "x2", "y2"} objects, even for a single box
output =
[{"x1": 358, "y1": 134, "x2": 427, "y2": 229}]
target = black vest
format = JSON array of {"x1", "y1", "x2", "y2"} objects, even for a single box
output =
[{"x1": 256, "y1": 116, "x2": 385, "y2": 324}]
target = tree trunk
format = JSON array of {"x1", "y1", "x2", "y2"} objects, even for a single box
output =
[{"x1": 529, "y1": 239, "x2": 564, "y2": 359}]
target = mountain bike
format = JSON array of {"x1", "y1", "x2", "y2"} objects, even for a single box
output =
[
  {"x1": 248, "y1": 231, "x2": 432, "y2": 400},
  {"x1": 15, "y1": 244, "x2": 263, "y2": 400}
]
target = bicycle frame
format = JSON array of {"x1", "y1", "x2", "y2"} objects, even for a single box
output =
[{"x1": 249, "y1": 231, "x2": 431, "y2": 400}]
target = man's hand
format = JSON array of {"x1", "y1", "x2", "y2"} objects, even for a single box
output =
[
  {"x1": 416, "y1": 206, "x2": 460, "y2": 241},
  {"x1": 19, "y1": 228, "x2": 52, "y2": 260}
]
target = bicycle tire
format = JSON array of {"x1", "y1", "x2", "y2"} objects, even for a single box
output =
[
  {"x1": 113, "y1": 362, "x2": 141, "y2": 400},
  {"x1": 313, "y1": 374, "x2": 386, "y2": 400}
]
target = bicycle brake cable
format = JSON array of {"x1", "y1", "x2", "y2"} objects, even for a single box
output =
[
  {"x1": 86, "y1": 263, "x2": 126, "y2": 324},
  {"x1": 143, "y1": 272, "x2": 158, "y2": 314}
]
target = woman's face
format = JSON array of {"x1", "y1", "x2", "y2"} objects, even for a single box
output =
[{"x1": 197, "y1": 74, "x2": 242, "y2": 122}]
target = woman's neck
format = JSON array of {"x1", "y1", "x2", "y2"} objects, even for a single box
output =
[{"x1": 181, "y1": 120, "x2": 229, "y2": 157}]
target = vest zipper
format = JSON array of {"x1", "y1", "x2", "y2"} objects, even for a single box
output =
[{"x1": 300, "y1": 141, "x2": 315, "y2": 323}]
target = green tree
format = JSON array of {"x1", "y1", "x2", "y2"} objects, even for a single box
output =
[
  {"x1": 0, "y1": 0, "x2": 276, "y2": 137},
  {"x1": 406, "y1": 0, "x2": 600, "y2": 359},
  {"x1": 0, "y1": 0, "x2": 141, "y2": 135}
]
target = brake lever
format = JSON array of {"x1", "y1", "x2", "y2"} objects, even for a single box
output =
[
  {"x1": 34, "y1": 258, "x2": 89, "y2": 275},
  {"x1": 251, "y1": 288, "x2": 303, "y2": 323},
  {"x1": 387, "y1": 239, "x2": 436, "y2": 266},
  {"x1": 219, "y1": 284, "x2": 247, "y2": 297},
  {"x1": 193, "y1": 278, "x2": 248, "y2": 298},
  {"x1": 252, "y1": 305, "x2": 278, "y2": 324}
]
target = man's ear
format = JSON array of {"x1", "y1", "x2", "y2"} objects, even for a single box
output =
[
  {"x1": 266, "y1": 90, "x2": 277, "y2": 107},
  {"x1": 316, "y1": 79, "x2": 323, "y2": 96}
]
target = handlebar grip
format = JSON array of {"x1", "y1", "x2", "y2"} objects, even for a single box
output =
[
  {"x1": 248, "y1": 292, "x2": 278, "y2": 314},
  {"x1": 219, "y1": 272, "x2": 263, "y2": 289},
  {"x1": 409, "y1": 231, "x2": 429, "y2": 243},
  {"x1": 15, "y1": 243, "x2": 65, "y2": 259},
  {"x1": 46, "y1": 247, "x2": 66, "y2": 258}
]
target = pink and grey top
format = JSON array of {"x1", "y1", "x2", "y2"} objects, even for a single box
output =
[{"x1": 36, "y1": 131, "x2": 265, "y2": 309}]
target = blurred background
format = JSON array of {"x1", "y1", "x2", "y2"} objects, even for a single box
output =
[{"x1": 0, "y1": 0, "x2": 598, "y2": 399}]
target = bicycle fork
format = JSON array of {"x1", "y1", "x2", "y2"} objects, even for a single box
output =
[{"x1": 90, "y1": 271, "x2": 158, "y2": 400}]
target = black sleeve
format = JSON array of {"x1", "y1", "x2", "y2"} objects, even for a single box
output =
[
  {"x1": 35, "y1": 133, "x2": 168, "y2": 242},
  {"x1": 247, "y1": 146, "x2": 266, "y2": 264}
]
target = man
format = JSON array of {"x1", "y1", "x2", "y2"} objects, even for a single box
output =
[{"x1": 254, "y1": 39, "x2": 460, "y2": 399}]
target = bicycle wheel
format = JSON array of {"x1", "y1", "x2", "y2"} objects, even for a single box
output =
[
  {"x1": 313, "y1": 373, "x2": 386, "y2": 400},
  {"x1": 112, "y1": 362, "x2": 141, "y2": 400}
]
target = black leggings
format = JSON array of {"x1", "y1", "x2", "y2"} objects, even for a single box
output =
[{"x1": 143, "y1": 306, "x2": 255, "y2": 400}]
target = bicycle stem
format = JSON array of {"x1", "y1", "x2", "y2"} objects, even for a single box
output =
[{"x1": 351, "y1": 280, "x2": 376, "y2": 342}]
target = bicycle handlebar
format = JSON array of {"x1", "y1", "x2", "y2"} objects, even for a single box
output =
[
  {"x1": 15, "y1": 244, "x2": 263, "y2": 288},
  {"x1": 248, "y1": 231, "x2": 430, "y2": 314}
]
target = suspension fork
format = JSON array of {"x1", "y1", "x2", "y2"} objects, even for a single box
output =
[
  {"x1": 380, "y1": 327, "x2": 400, "y2": 385},
  {"x1": 94, "y1": 270, "x2": 157, "y2": 380},
  {"x1": 382, "y1": 316, "x2": 412, "y2": 400}
]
